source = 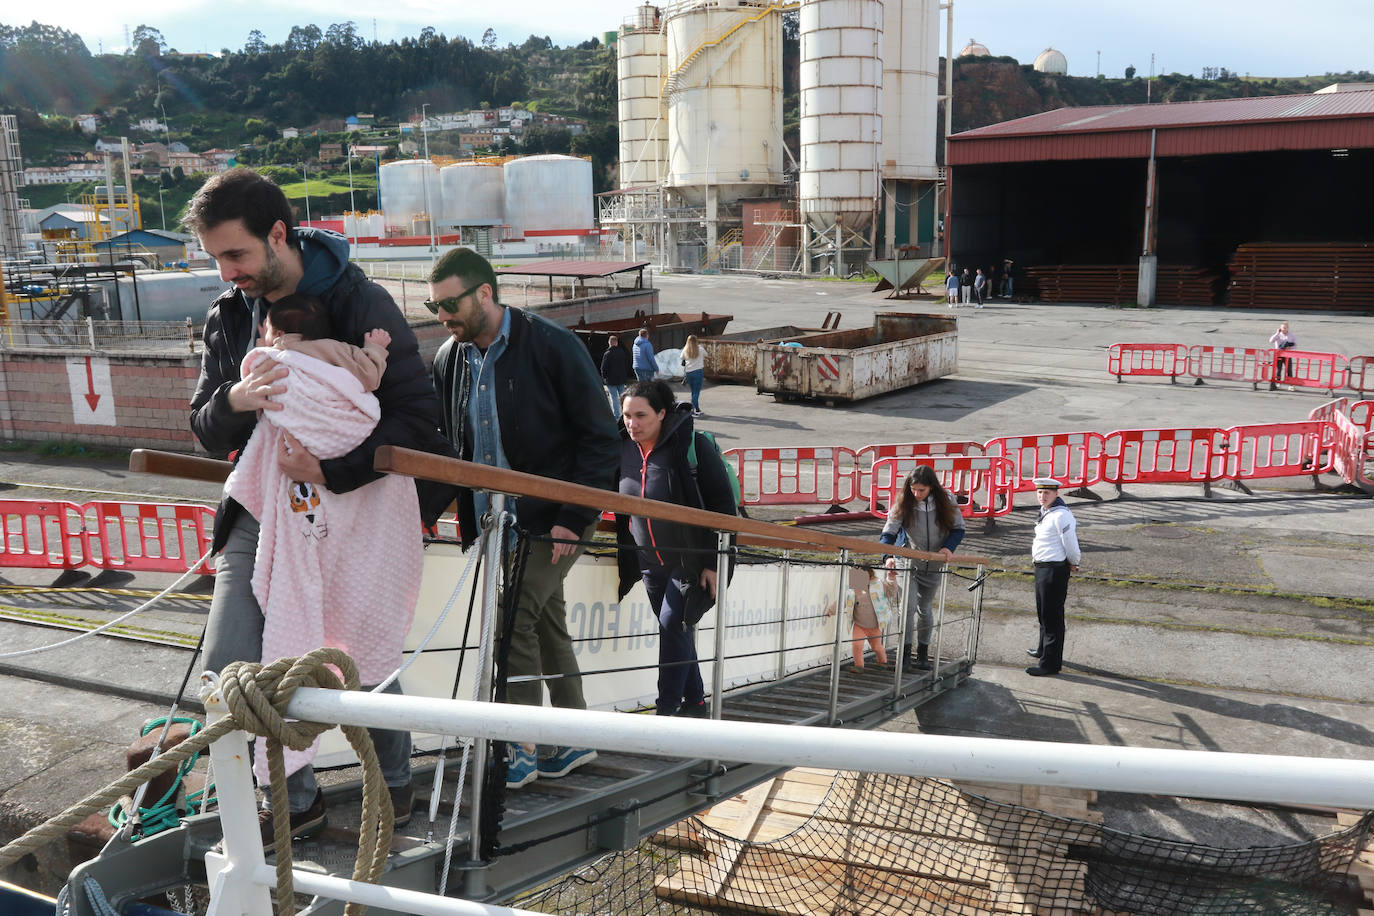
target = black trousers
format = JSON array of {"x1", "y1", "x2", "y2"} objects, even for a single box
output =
[{"x1": 1033, "y1": 562, "x2": 1071, "y2": 671}]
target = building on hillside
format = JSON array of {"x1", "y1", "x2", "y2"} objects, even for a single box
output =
[
  {"x1": 131, "y1": 117, "x2": 167, "y2": 133},
  {"x1": 76, "y1": 114, "x2": 99, "y2": 134},
  {"x1": 319, "y1": 142, "x2": 344, "y2": 160},
  {"x1": 459, "y1": 130, "x2": 495, "y2": 151},
  {"x1": 167, "y1": 151, "x2": 210, "y2": 174},
  {"x1": 136, "y1": 142, "x2": 170, "y2": 167},
  {"x1": 95, "y1": 138, "x2": 125, "y2": 154},
  {"x1": 282, "y1": 127, "x2": 300, "y2": 139},
  {"x1": 39, "y1": 209, "x2": 110, "y2": 240},
  {"x1": 201, "y1": 149, "x2": 235, "y2": 171}
]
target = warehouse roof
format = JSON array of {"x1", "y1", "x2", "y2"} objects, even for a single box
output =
[{"x1": 948, "y1": 89, "x2": 1374, "y2": 165}]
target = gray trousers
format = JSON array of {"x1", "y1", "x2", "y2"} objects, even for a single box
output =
[
  {"x1": 500, "y1": 521, "x2": 593, "y2": 710},
  {"x1": 205, "y1": 512, "x2": 413, "y2": 812},
  {"x1": 903, "y1": 569, "x2": 942, "y2": 649}
]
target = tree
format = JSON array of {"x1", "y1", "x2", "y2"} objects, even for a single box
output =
[
  {"x1": 244, "y1": 30, "x2": 267, "y2": 55},
  {"x1": 285, "y1": 25, "x2": 323, "y2": 53},
  {"x1": 130, "y1": 25, "x2": 166, "y2": 59},
  {"x1": 481, "y1": 28, "x2": 497, "y2": 51},
  {"x1": 1125, "y1": 65, "x2": 1136, "y2": 79}
]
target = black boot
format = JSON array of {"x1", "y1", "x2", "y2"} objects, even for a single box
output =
[{"x1": 914, "y1": 644, "x2": 932, "y2": 671}]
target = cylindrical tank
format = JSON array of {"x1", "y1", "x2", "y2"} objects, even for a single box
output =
[
  {"x1": 343, "y1": 213, "x2": 359, "y2": 238},
  {"x1": 663, "y1": 0, "x2": 784, "y2": 206},
  {"x1": 882, "y1": 0, "x2": 939, "y2": 182},
  {"x1": 617, "y1": 12, "x2": 667, "y2": 188},
  {"x1": 799, "y1": 0, "x2": 882, "y2": 232},
  {"x1": 379, "y1": 159, "x2": 440, "y2": 234},
  {"x1": 440, "y1": 163, "x2": 505, "y2": 227},
  {"x1": 503, "y1": 155, "x2": 593, "y2": 236},
  {"x1": 367, "y1": 212, "x2": 385, "y2": 238}
]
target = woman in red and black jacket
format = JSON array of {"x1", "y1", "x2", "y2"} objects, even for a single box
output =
[{"x1": 615, "y1": 379, "x2": 736, "y2": 717}]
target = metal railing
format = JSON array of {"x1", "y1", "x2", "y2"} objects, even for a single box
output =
[{"x1": 0, "y1": 317, "x2": 200, "y2": 354}]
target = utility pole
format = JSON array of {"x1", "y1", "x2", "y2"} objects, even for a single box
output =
[
  {"x1": 302, "y1": 161, "x2": 311, "y2": 224},
  {"x1": 421, "y1": 102, "x2": 436, "y2": 253}
]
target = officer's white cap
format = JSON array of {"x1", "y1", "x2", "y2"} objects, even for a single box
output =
[{"x1": 1033, "y1": 477, "x2": 1063, "y2": 489}]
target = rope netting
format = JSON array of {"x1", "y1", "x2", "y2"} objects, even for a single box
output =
[{"x1": 511, "y1": 771, "x2": 1373, "y2": 916}]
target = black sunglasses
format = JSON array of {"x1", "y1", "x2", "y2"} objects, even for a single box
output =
[{"x1": 424, "y1": 282, "x2": 485, "y2": 315}]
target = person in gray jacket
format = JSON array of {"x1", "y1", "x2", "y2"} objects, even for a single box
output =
[{"x1": 877, "y1": 465, "x2": 965, "y2": 670}]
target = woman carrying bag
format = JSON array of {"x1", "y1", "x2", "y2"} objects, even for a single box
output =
[
  {"x1": 615, "y1": 380, "x2": 737, "y2": 716},
  {"x1": 878, "y1": 465, "x2": 965, "y2": 670}
]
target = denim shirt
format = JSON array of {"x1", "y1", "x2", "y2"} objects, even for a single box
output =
[{"x1": 467, "y1": 308, "x2": 513, "y2": 524}]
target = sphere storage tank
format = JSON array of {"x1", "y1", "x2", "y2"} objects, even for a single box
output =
[
  {"x1": 663, "y1": 0, "x2": 784, "y2": 206},
  {"x1": 799, "y1": 0, "x2": 882, "y2": 233},
  {"x1": 1034, "y1": 47, "x2": 1069, "y2": 75},
  {"x1": 617, "y1": 10, "x2": 667, "y2": 188},
  {"x1": 959, "y1": 39, "x2": 990, "y2": 57},
  {"x1": 440, "y1": 163, "x2": 505, "y2": 227},
  {"x1": 882, "y1": 0, "x2": 939, "y2": 182},
  {"x1": 379, "y1": 159, "x2": 440, "y2": 234},
  {"x1": 503, "y1": 155, "x2": 593, "y2": 236}
]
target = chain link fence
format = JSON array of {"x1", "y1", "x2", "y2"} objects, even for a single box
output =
[{"x1": 0, "y1": 318, "x2": 200, "y2": 355}]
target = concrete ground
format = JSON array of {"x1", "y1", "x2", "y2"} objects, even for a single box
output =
[{"x1": 1, "y1": 277, "x2": 1372, "y2": 890}]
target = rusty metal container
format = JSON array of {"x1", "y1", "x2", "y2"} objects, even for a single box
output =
[
  {"x1": 755, "y1": 312, "x2": 957, "y2": 404},
  {"x1": 572, "y1": 310, "x2": 733, "y2": 363},
  {"x1": 699, "y1": 325, "x2": 823, "y2": 382}
]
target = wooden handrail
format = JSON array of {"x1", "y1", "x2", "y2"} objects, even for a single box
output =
[
  {"x1": 126, "y1": 446, "x2": 992, "y2": 565},
  {"x1": 130, "y1": 448, "x2": 232, "y2": 484},
  {"x1": 375, "y1": 446, "x2": 990, "y2": 566}
]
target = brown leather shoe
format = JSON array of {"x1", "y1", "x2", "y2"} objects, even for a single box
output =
[
  {"x1": 259, "y1": 788, "x2": 326, "y2": 853},
  {"x1": 389, "y1": 782, "x2": 415, "y2": 829}
]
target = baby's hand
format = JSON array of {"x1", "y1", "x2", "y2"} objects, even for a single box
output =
[{"x1": 365, "y1": 328, "x2": 391, "y2": 349}]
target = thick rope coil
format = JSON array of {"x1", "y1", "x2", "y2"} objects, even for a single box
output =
[{"x1": 0, "y1": 648, "x2": 392, "y2": 916}]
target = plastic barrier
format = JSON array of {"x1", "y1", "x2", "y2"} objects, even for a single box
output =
[
  {"x1": 1327, "y1": 409, "x2": 1373, "y2": 492},
  {"x1": 1348, "y1": 357, "x2": 1374, "y2": 396},
  {"x1": 1187, "y1": 346, "x2": 1268, "y2": 389},
  {"x1": 0, "y1": 500, "x2": 87, "y2": 570},
  {"x1": 85, "y1": 501, "x2": 217, "y2": 575},
  {"x1": 984, "y1": 432, "x2": 1106, "y2": 493},
  {"x1": 1107, "y1": 343, "x2": 1189, "y2": 383},
  {"x1": 1101, "y1": 428, "x2": 1220, "y2": 489},
  {"x1": 724, "y1": 446, "x2": 859, "y2": 509},
  {"x1": 1212, "y1": 421, "x2": 1336, "y2": 482},
  {"x1": 868, "y1": 455, "x2": 1016, "y2": 522},
  {"x1": 1349, "y1": 400, "x2": 1374, "y2": 432},
  {"x1": 853, "y1": 441, "x2": 985, "y2": 503},
  {"x1": 1269, "y1": 349, "x2": 1348, "y2": 395}
]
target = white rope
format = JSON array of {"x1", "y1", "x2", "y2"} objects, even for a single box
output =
[
  {"x1": 0, "y1": 546, "x2": 214, "y2": 660},
  {"x1": 371, "y1": 536, "x2": 483, "y2": 694}
]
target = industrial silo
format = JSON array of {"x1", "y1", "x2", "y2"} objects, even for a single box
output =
[
  {"x1": 440, "y1": 163, "x2": 505, "y2": 228},
  {"x1": 662, "y1": 0, "x2": 785, "y2": 206},
  {"x1": 617, "y1": 5, "x2": 667, "y2": 188},
  {"x1": 379, "y1": 159, "x2": 439, "y2": 235},
  {"x1": 882, "y1": 0, "x2": 939, "y2": 182},
  {"x1": 503, "y1": 155, "x2": 593, "y2": 237},
  {"x1": 799, "y1": 0, "x2": 882, "y2": 248}
]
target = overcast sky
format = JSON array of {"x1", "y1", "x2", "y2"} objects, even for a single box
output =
[{"x1": 9, "y1": 0, "x2": 1370, "y2": 80}]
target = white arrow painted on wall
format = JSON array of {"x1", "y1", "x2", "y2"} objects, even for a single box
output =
[{"x1": 67, "y1": 356, "x2": 117, "y2": 426}]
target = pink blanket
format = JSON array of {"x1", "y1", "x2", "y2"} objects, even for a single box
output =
[{"x1": 223, "y1": 347, "x2": 422, "y2": 780}]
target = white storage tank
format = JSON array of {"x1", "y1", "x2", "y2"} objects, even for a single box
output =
[
  {"x1": 503, "y1": 155, "x2": 593, "y2": 237},
  {"x1": 367, "y1": 212, "x2": 385, "y2": 238},
  {"x1": 617, "y1": 7, "x2": 667, "y2": 188},
  {"x1": 663, "y1": 0, "x2": 785, "y2": 206},
  {"x1": 379, "y1": 159, "x2": 440, "y2": 234},
  {"x1": 799, "y1": 0, "x2": 882, "y2": 233},
  {"x1": 440, "y1": 163, "x2": 505, "y2": 227},
  {"x1": 882, "y1": 0, "x2": 939, "y2": 182}
]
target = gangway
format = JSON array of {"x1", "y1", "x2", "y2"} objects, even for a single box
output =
[{"x1": 47, "y1": 448, "x2": 990, "y2": 914}]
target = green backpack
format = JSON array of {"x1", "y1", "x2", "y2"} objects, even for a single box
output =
[{"x1": 686, "y1": 430, "x2": 742, "y2": 515}]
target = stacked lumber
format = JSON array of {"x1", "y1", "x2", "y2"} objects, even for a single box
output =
[
  {"x1": 653, "y1": 769, "x2": 1112, "y2": 915},
  {"x1": 1226, "y1": 242, "x2": 1374, "y2": 310},
  {"x1": 1024, "y1": 265, "x2": 1220, "y2": 306}
]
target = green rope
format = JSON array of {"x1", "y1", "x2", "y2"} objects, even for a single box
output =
[{"x1": 106, "y1": 717, "x2": 216, "y2": 837}]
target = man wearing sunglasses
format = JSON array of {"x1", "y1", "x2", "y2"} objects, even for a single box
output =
[
  {"x1": 186, "y1": 168, "x2": 450, "y2": 843},
  {"x1": 429, "y1": 248, "x2": 619, "y2": 790}
]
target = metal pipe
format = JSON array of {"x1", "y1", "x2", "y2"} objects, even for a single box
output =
[
  {"x1": 285, "y1": 689, "x2": 1374, "y2": 809},
  {"x1": 467, "y1": 496, "x2": 504, "y2": 866},
  {"x1": 775, "y1": 551, "x2": 791, "y2": 682},
  {"x1": 709, "y1": 530, "x2": 730, "y2": 720},
  {"x1": 827, "y1": 549, "x2": 849, "y2": 724},
  {"x1": 931, "y1": 561, "x2": 949, "y2": 678},
  {"x1": 892, "y1": 557, "x2": 913, "y2": 695}
]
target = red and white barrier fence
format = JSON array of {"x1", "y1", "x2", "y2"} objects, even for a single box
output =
[
  {"x1": 0, "y1": 499, "x2": 215, "y2": 576},
  {"x1": 1101, "y1": 428, "x2": 1219, "y2": 488},
  {"x1": 853, "y1": 441, "x2": 985, "y2": 503},
  {"x1": 726, "y1": 446, "x2": 859, "y2": 509},
  {"x1": 1108, "y1": 343, "x2": 1189, "y2": 383},
  {"x1": 1212, "y1": 421, "x2": 1335, "y2": 482},
  {"x1": 984, "y1": 432, "x2": 1106, "y2": 494},
  {"x1": 1114, "y1": 342, "x2": 1365, "y2": 395}
]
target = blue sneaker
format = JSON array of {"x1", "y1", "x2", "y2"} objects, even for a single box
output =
[
  {"x1": 537, "y1": 746, "x2": 597, "y2": 779},
  {"x1": 506, "y1": 745, "x2": 538, "y2": 789}
]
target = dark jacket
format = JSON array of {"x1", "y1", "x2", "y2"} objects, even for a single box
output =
[
  {"x1": 432, "y1": 305, "x2": 619, "y2": 547},
  {"x1": 600, "y1": 344, "x2": 631, "y2": 386},
  {"x1": 614, "y1": 404, "x2": 735, "y2": 597},
  {"x1": 190, "y1": 228, "x2": 453, "y2": 548}
]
